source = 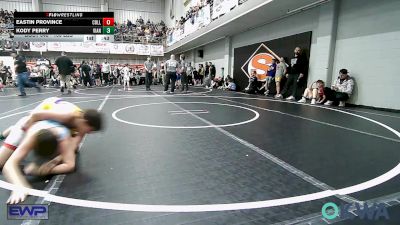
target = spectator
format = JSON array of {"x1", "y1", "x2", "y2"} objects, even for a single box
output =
[
  {"x1": 12, "y1": 52, "x2": 40, "y2": 96},
  {"x1": 186, "y1": 62, "x2": 193, "y2": 85},
  {"x1": 81, "y1": 61, "x2": 92, "y2": 87},
  {"x1": 0, "y1": 60, "x2": 7, "y2": 86},
  {"x1": 101, "y1": 59, "x2": 111, "y2": 86},
  {"x1": 226, "y1": 76, "x2": 236, "y2": 91},
  {"x1": 260, "y1": 58, "x2": 277, "y2": 95},
  {"x1": 283, "y1": 47, "x2": 308, "y2": 100},
  {"x1": 274, "y1": 57, "x2": 287, "y2": 99},
  {"x1": 298, "y1": 80, "x2": 326, "y2": 105},
  {"x1": 55, "y1": 51, "x2": 74, "y2": 94},
  {"x1": 244, "y1": 70, "x2": 258, "y2": 94},
  {"x1": 324, "y1": 69, "x2": 354, "y2": 107},
  {"x1": 209, "y1": 62, "x2": 216, "y2": 80},
  {"x1": 179, "y1": 54, "x2": 188, "y2": 92},
  {"x1": 144, "y1": 57, "x2": 153, "y2": 91}
]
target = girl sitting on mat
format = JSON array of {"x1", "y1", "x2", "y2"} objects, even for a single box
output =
[{"x1": 298, "y1": 80, "x2": 326, "y2": 105}]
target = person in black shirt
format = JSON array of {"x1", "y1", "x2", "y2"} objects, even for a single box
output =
[
  {"x1": 0, "y1": 60, "x2": 8, "y2": 87},
  {"x1": 244, "y1": 70, "x2": 258, "y2": 94},
  {"x1": 55, "y1": 52, "x2": 73, "y2": 94},
  {"x1": 209, "y1": 62, "x2": 216, "y2": 80},
  {"x1": 282, "y1": 47, "x2": 308, "y2": 100},
  {"x1": 81, "y1": 61, "x2": 92, "y2": 87},
  {"x1": 11, "y1": 52, "x2": 40, "y2": 96}
]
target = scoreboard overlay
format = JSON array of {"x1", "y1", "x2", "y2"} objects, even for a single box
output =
[{"x1": 13, "y1": 12, "x2": 114, "y2": 42}]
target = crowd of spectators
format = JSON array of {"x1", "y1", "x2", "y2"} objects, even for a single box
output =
[
  {"x1": 166, "y1": 0, "x2": 251, "y2": 46},
  {"x1": 241, "y1": 47, "x2": 355, "y2": 107},
  {"x1": 0, "y1": 9, "x2": 15, "y2": 39},
  {"x1": 114, "y1": 16, "x2": 166, "y2": 44}
]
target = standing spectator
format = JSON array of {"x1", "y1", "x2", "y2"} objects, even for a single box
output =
[
  {"x1": 187, "y1": 62, "x2": 193, "y2": 85},
  {"x1": 0, "y1": 60, "x2": 7, "y2": 87},
  {"x1": 209, "y1": 62, "x2": 216, "y2": 80},
  {"x1": 205, "y1": 62, "x2": 210, "y2": 78},
  {"x1": 55, "y1": 51, "x2": 73, "y2": 94},
  {"x1": 95, "y1": 62, "x2": 102, "y2": 86},
  {"x1": 160, "y1": 61, "x2": 166, "y2": 85},
  {"x1": 198, "y1": 64, "x2": 205, "y2": 85},
  {"x1": 179, "y1": 54, "x2": 189, "y2": 92},
  {"x1": 164, "y1": 54, "x2": 179, "y2": 94},
  {"x1": 152, "y1": 62, "x2": 158, "y2": 85},
  {"x1": 283, "y1": 47, "x2": 307, "y2": 100},
  {"x1": 81, "y1": 61, "x2": 92, "y2": 87},
  {"x1": 112, "y1": 66, "x2": 119, "y2": 85},
  {"x1": 101, "y1": 59, "x2": 111, "y2": 86},
  {"x1": 324, "y1": 69, "x2": 354, "y2": 107},
  {"x1": 261, "y1": 58, "x2": 277, "y2": 95},
  {"x1": 274, "y1": 57, "x2": 287, "y2": 98},
  {"x1": 11, "y1": 52, "x2": 40, "y2": 96},
  {"x1": 122, "y1": 64, "x2": 131, "y2": 91},
  {"x1": 144, "y1": 57, "x2": 153, "y2": 91}
]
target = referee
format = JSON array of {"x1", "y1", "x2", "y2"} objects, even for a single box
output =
[{"x1": 163, "y1": 54, "x2": 179, "y2": 94}]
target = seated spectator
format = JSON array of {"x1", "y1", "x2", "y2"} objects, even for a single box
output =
[
  {"x1": 244, "y1": 70, "x2": 258, "y2": 94},
  {"x1": 324, "y1": 69, "x2": 354, "y2": 107},
  {"x1": 211, "y1": 76, "x2": 223, "y2": 89},
  {"x1": 298, "y1": 80, "x2": 326, "y2": 105},
  {"x1": 225, "y1": 76, "x2": 236, "y2": 91}
]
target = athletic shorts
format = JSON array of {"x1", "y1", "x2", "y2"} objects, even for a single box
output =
[
  {"x1": 3, "y1": 116, "x2": 29, "y2": 151},
  {"x1": 275, "y1": 75, "x2": 283, "y2": 82},
  {"x1": 32, "y1": 97, "x2": 81, "y2": 114}
]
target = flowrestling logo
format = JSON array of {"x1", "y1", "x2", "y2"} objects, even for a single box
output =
[
  {"x1": 7, "y1": 204, "x2": 49, "y2": 220},
  {"x1": 321, "y1": 202, "x2": 390, "y2": 221},
  {"x1": 240, "y1": 43, "x2": 280, "y2": 81}
]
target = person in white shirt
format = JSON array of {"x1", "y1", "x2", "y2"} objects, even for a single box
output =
[
  {"x1": 122, "y1": 64, "x2": 131, "y2": 91},
  {"x1": 324, "y1": 69, "x2": 354, "y2": 107},
  {"x1": 101, "y1": 59, "x2": 111, "y2": 86}
]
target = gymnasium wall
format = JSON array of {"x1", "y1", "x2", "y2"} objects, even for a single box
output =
[
  {"x1": 42, "y1": 0, "x2": 100, "y2": 12},
  {"x1": 0, "y1": 0, "x2": 32, "y2": 11},
  {"x1": 109, "y1": 0, "x2": 164, "y2": 23},
  {"x1": 332, "y1": 0, "x2": 400, "y2": 109},
  {"x1": 164, "y1": 0, "x2": 186, "y2": 28}
]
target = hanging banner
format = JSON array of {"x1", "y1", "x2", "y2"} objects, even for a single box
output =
[
  {"x1": 30, "y1": 42, "x2": 47, "y2": 52},
  {"x1": 150, "y1": 45, "x2": 164, "y2": 56},
  {"x1": 63, "y1": 42, "x2": 84, "y2": 53},
  {"x1": 134, "y1": 44, "x2": 150, "y2": 55},
  {"x1": 47, "y1": 42, "x2": 66, "y2": 52},
  {"x1": 42, "y1": 42, "x2": 162, "y2": 55}
]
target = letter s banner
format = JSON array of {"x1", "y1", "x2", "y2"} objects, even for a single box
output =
[{"x1": 241, "y1": 43, "x2": 281, "y2": 81}]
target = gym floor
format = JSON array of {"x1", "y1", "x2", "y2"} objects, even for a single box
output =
[{"x1": 0, "y1": 85, "x2": 399, "y2": 225}]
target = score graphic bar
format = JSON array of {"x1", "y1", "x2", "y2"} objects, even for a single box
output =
[{"x1": 14, "y1": 12, "x2": 114, "y2": 40}]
